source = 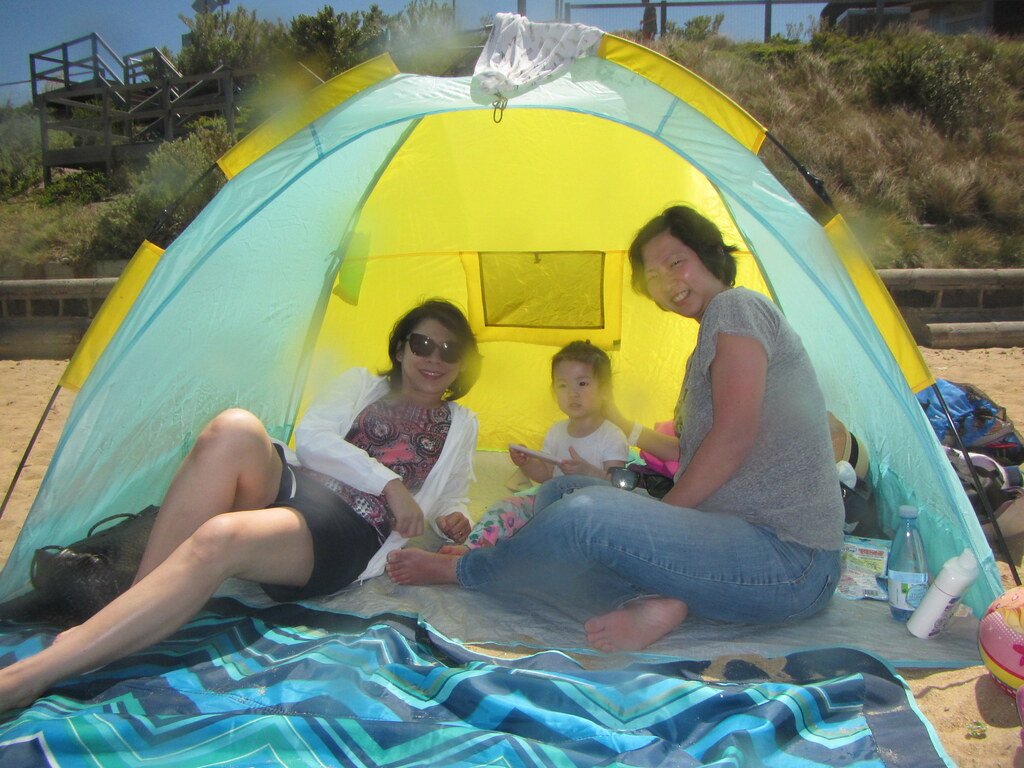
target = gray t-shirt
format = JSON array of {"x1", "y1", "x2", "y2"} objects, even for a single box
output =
[{"x1": 673, "y1": 287, "x2": 844, "y2": 551}]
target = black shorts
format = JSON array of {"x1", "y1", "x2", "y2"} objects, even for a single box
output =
[{"x1": 261, "y1": 444, "x2": 380, "y2": 602}]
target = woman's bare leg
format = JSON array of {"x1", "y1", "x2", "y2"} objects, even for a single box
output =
[
  {"x1": 134, "y1": 409, "x2": 282, "y2": 583},
  {"x1": 0, "y1": 506, "x2": 314, "y2": 713}
]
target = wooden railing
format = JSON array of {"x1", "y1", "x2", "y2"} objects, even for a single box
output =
[
  {"x1": 30, "y1": 33, "x2": 246, "y2": 182},
  {"x1": 878, "y1": 268, "x2": 1024, "y2": 348}
]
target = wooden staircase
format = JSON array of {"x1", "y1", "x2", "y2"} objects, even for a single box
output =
[{"x1": 30, "y1": 33, "x2": 246, "y2": 183}]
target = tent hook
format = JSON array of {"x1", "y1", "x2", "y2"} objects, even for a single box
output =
[{"x1": 492, "y1": 95, "x2": 508, "y2": 123}]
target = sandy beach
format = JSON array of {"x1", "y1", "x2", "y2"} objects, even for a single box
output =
[{"x1": 2, "y1": 351, "x2": 1023, "y2": 766}]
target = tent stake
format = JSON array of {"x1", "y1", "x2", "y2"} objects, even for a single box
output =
[
  {"x1": 0, "y1": 383, "x2": 60, "y2": 524},
  {"x1": 932, "y1": 381, "x2": 1021, "y2": 586}
]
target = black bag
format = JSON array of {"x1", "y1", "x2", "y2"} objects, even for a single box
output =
[
  {"x1": 841, "y1": 481, "x2": 886, "y2": 539},
  {"x1": 946, "y1": 453, "x2": 1016, "y2": 522},
  {"x1": 0, "y1": 506, "x2": 159, "y2": 628}
]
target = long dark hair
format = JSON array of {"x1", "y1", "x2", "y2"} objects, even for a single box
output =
[
  {"x1": 382, "y1": 299, "x2": 481, "y2": 401},
  {"x1": 628, "y1": 206, "x2": 738, "y2": 297}
]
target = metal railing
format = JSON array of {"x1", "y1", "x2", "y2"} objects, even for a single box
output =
[{"x1": 559, "y1": 0, "x2": 997, "y2": 43}]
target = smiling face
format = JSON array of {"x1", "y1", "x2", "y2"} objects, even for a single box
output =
[
  {"x1": 552, "y1": 360, "x2": 605, "y2": 423},
  {"x1": 641, "y1": 230, "x2": 728, "y2": 321},
  {"x1": 396, "y1": 318, "x2": 463, "y2": 407}
]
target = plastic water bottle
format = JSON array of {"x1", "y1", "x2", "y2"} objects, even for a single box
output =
[
  {"x1": 887, "y1": 505, "x2": 929, "y2": 621},
  {"x1": 907, "y1": 550, "x2": 979, "y2": 638}
]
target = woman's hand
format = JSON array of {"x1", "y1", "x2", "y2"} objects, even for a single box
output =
[
  {"x1": 437, "y1": 512, "x2": 471, "y2": 543},
  {"x1": 383, "y1": 479, "x2": 425, "y2": 538}
]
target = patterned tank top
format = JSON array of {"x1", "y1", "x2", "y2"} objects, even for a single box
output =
[{"x1": 296, "y1": 398, "x2": 451, "y2": 542}]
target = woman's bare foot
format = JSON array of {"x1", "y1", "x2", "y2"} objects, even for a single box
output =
[
  {"x1": 386, "y1": 549, "x2": 461, "y2": 585},
  {"x1": 437, "y1": 544, "x2": 469, "y2": 556},
  {"x1": 0, "y1": 662, "x2": 50, "y2": 714},
  {"x1": 584, "y1": 597, "x2": 688, "y2": 652}
]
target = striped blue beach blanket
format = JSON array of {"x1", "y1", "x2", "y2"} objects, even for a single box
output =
[{"x1": 0, "y1": 599, "x2": 950, "y2": 767}]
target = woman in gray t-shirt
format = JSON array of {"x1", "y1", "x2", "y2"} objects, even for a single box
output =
[{"x1": 388, "y1": 207, "x2": 844, "y2": 653}]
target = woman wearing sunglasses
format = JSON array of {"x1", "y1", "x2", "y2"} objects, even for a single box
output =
[{"x1": 0, "y1": 299, "x2": 480, "y2": 713}]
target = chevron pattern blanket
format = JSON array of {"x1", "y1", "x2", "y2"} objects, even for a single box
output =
[{"x1": 0, "y1": 599, "x2": 949, "y2": 767}]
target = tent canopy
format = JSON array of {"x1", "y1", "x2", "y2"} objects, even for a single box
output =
[{"x1": 4, "y1": 28, "x2": 1001, "y2": 615}]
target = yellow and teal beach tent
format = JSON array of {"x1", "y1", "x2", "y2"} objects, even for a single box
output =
[{"x1": 0, "y1": 28, "x2": 1000, "y2": 615}]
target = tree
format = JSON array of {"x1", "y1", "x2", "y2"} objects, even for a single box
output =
[
  {"x1": 176, "y1": 6, "x2": 289, "y2": 74},
  {"x1": 663, "y1": 14, "x2": 725, "y2": 42},
  {"x1": 289, "y1": 4, "x2": 391, "y2": 80},
  {"x1": 388, "y1": 0, "x2": 470, "y2": 76}
]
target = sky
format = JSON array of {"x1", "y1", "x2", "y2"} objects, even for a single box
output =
[
  {"x1": 0, "y1": 0, "x2": 552, "y2": 106},
  {"x1": 0, "y1": 0, "x2": 823, "y2": 106}
]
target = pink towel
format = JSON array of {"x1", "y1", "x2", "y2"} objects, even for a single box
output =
[{"x1": 640, "y1": 421, "x2": 679, "y2": 478}]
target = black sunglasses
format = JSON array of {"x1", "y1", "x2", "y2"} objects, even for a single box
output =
[
  {"x1": 609, "y1": 467, "x2": 673, "y2": 499},
  {"x1": 406, "y1": 332, "x2": 465, "y2": 364}
]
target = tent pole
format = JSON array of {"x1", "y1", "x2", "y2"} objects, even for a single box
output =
[
  {"x1": 0, "y1": 384, "x2": 60, "y2": 524},
  {"x1": 764, "y1": 131, "x2": 834, "y2": 210},
  {"x1": 147, "y1": 163, "x2": 218, "y2": 242},
  {"x1": 932, "y1": 382, "x2": 1021, "y2": 586}
]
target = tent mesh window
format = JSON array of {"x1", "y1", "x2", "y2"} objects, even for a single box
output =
[{"x1": 478, "y1": 251, "x2": 605, "y2": 329}]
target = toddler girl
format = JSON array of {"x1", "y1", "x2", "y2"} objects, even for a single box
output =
[{"x1": 457, "y1": 340, "x2": 627, "y2": 550}]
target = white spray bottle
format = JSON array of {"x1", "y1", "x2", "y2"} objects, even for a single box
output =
[{"x1": 906, "y1": 550, "x2": 979, "y2": 639}]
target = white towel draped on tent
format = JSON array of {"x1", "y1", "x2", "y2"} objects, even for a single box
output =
[{"x1": 472, "y1": 13, "x2": 603, "y2": 102}]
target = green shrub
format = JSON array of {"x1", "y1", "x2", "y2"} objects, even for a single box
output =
[
  {"x1": 947, "y1": 227, "x2": 1002, "y2": 267},
  {"x1": 0, "y1": 200, "x2": 99, "y2": 274},
  {"x1": 39, "y1": 170, "x2": 112, "y2": 207},
  {"x1": 904, "y1": 157, "x2": 981, "y2": 226},
  {"x1": 0, "y1": 104, "x2": 41, "y2": 199},
  {"x1": 867, "y1": 32, "x2": 1004, "y2": 137},
  {"x1": 78, "y1": 118, "x2": 233, "y2": 265}
]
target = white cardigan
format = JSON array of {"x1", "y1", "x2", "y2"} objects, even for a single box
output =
[{"x1": 280, "y1": 367, "x2": 478, "y2": 581}]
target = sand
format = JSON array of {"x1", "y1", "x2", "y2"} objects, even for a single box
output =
[{"x1": 2, "y1": 351, "x2": 1024, "y2": 766}]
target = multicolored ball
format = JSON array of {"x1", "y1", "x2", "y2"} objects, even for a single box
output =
[{"x1": 979, "y1": 587, "x2": 1024, "y2": 695}]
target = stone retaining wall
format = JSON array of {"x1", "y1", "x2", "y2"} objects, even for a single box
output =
[{"x1": 1, "y1": 269, "x2": 1022, "y2": 359}]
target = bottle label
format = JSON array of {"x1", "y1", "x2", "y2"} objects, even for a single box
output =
[
  {"x1": 925, "y1": 595, "x2": 960, "y2": 638},
  {"x1": 888, "y1": 570, "x2": 929, "y2": 611}
]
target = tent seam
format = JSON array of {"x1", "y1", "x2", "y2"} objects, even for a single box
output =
[
  {"x1": 310, "y1": 124, "x2": 325, "y2": 160},
  {"x1": 654, "y1": 100, "x2": 677, "y2": 137}
]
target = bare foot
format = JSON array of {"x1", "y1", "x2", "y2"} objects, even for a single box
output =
[
  {"x1": 386, "y1": 548, "x2": 461, "y2": 585},
  {"x1": 438, "y1": 544, "x2": 469, "y2": 556},
  {"x1": 0, "y1": 663, "x2": 48, "y2": 714},
  {"x1": 584, "y1": 597, "x2": 688, "y2": 652}
]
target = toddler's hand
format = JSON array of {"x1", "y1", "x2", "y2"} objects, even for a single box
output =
[
  {"x1": 560, "y1": 447, "x2": 602, "y2": 478},
  {"x1": 438, "y1": 512, "x2": 471, "y2": 543},
  {"x1": 509, "y1": 446, "x2": 530, "y2": 466}
]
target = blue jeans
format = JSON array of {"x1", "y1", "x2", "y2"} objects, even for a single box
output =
[{"x1": 457, "y1": 478, "x2": 841, "y2": 624}]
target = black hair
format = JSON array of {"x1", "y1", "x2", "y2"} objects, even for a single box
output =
[
  {"x1": 550, "y1": 340, "x2": 613, "y2": 393},
  {"x1": 382, "y1": 299, "x2": 481, "y2": 401},
  {"x1": 627, "y1": 206, "x2": 738, "y2": 297}
]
